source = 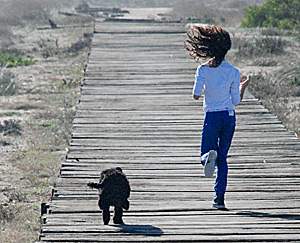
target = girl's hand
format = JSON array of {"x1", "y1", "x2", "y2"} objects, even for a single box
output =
[
  {"x1": 240, "y1": 76, "x2": 250, "y2": 90},
  {"x1": 240, "y1": 76, "x2": 250, "y2": 101}
]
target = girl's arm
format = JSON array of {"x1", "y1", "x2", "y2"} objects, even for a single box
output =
[
  {"x1": 193, "y1": 66, "x2": 204, "y2": 100},
  {"x1": 240, "y1": 76, "x2": 250, "y2": 101}
]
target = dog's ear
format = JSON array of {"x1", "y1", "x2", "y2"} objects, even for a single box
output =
[{"x1": 115, "y1": 167, "x2": 122, "y2": 172}]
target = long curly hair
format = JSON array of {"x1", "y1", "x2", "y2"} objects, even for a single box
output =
[{"x1": 184, "y1": 25, "x2": 231, "y2": 67}]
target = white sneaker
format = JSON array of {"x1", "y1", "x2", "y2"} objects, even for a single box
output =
[{"x1": 204, "y1": 150, "x2": 217, "y2": 177}]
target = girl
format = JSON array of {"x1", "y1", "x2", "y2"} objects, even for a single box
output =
[{"x1": 185, "y1": 25, "x2": 250, "y2": 209}]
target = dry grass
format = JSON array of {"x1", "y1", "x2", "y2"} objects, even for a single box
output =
[
  {"x1": 0, "y1": 70, "x2": 16, "y2": 96},
  {"x1": 0, "y1": 0, "x2": 92, "y2": 55},
  {"x1": 0, "y1": 1, "x2": 93, "y2": 241},
  {"x1": 0, "y1": 0, "x2": 83, "y2": 27},
  {"x1": 0, "y1": 203, "x2": 40, "y2": 242},
  {"x1": 232, "y1": 35, "x2": 289, "y2": 58},
  {"x1": 0, "y1": 120, "x2": 21, "y2": 136},
  {"x1": 0, "y1": 57, "x2": 86, "y2": 243},
  {"x1": 232, "y1": 28, "x2": 300, "y2": 137}
]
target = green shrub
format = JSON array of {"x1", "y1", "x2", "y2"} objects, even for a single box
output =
[
  {"x1": 0, "y1": 52, "x2": 36, "y2": 68},
  {"x1": 290, "y1": 77, "x2": 300, "y2": 86},
  {"x1": 242, "y1": 0, "x2": 300, "y2": 30}
]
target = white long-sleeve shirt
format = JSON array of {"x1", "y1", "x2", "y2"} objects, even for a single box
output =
[{"x1": 193, "y1": 61, "x2": 241, "y2": 112}]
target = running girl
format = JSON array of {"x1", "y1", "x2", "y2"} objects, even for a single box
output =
[{"x1": 185, "y1": 25, "x2": 250, "y2": 209}]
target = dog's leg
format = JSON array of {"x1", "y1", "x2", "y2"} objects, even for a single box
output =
[
  {"x1": 113, "y1": 203, "x2": 124, "y2": 224},
  {"x1": 102, "y1": 205, "x2": 110, "y2": 225}
]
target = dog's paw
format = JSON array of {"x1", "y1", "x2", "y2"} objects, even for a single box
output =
[{"x1": 123, "y1": 200, "x2": 130, "y2": 210}]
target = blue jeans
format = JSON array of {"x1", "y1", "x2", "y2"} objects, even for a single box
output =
[{"x1": 201, "y1": 110, "x2": 236, "y2": 195}]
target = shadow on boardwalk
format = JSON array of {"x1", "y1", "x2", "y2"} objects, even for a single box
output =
[
  {"x1": 112, "y1": 224, "x2": 164, "y2": 236},
  {"x1": 237, "y1": 211, "x2": 300, "y2": 220}
]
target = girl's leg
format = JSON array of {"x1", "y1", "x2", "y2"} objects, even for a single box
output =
[
  {"x1": 200, "y1": 112, "x2": 221, "y2": 160},
  {"x1": 214, "y1": 112, "x2": 236, "y2": 196},
  {"x1": 214, "y1": 157, "x2": 229, "y2": 196}
]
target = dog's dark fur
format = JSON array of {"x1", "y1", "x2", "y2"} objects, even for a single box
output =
[{"x1": 87, "y1": 167, "x2": 130, "y2": 225}]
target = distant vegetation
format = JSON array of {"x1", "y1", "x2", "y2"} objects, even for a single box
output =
[
  {"x1": 242, "y1": 0, "x2": 300, "y2": 30},
  {"x1": 170, "y1": 0, "x2": 266, "y2": 27},
  {"x1": 0, "y1": 0, "x2": 91, "y2": 27}
]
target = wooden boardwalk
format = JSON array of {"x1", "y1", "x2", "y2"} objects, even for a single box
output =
[{"x1": 39, "y1": 21, "x2": 300, "y2": 242}]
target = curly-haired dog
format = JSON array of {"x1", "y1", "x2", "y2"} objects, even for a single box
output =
[{"x1": 87, "y1": 167, "x2": 130, "y2": 225}]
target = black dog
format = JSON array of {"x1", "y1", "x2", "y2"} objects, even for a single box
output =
[{"x1": 87, "y1": 167, "x2": 130, "y2": 225}]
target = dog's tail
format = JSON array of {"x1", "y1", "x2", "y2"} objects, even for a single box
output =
[{"x1": 87, "y1": 182, "x2": 103, "y2": 189}]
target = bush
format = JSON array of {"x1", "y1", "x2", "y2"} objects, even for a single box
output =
[
  {"x1": 0, "y1": 0, "x2": 50, "y2": 27},
  {"x1": 0, "y1": 120, "x2": 22, "y2": 136},
  {"x1": 235, "y1": 36, "x2": 287, "y2": 57},
  {"x1": 0, "y1": 26, "x2": 14, "y2": 50},
  {"x1": 251, "y1": 58, "x2": 278, "y2": 67},
  {"x1": 0, "y1": 52, "x2": 36, "y2": 68},
  {"x1": 242, "y1": 0, "x2": 300, "y2": 30},
  {"x1": 0, "y1": 69, "x2": 16, "y2": 96},
  {"x1": 277, "y1": 63, "x2": 300, "y2": 90},
  {"x1": 248, "y1": 68, "x2": 300, "y2": 138},
  {"x1": 260, "y1": 28, "x2": 296, "y2": 36},
  {"x1": 290, "y1": 77, "x2": 300, "y2": 86},
  {"x1": 0, "y1": 205, "x2": 16, "y2": 222},
  {"x1": 249, "y1": 64, "x2": 300, "y2": 100}
]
